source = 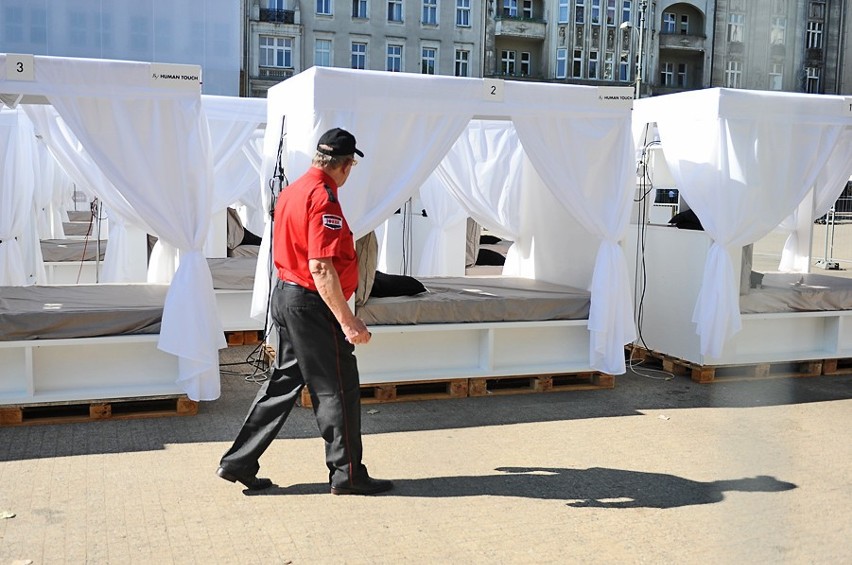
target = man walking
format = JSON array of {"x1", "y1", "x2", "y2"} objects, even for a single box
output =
[{"x1": 217, "y1": 128, "x2": 392, "y2": 496}]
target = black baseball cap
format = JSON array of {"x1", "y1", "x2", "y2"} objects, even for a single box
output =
[{"x1": 317, "y1": 127, "x2": 364, "y2": 158}]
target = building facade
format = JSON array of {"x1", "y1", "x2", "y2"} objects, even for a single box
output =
[
  {"x1": 0, "y1": 0, "x2": 240, "y2": 95},
  {"x1": 243, "y1": 0, "x2": 485, "y2": 97},
  {"x1": 711, "y1": 0, "x2": 848, "y2": 94}
]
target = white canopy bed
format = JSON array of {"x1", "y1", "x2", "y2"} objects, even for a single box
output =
[
  {"x1": 0, "y1": 54, "x2": 224, "y2": 405},
  {"x1": 631, "y1": 88, "x2": 852, "y2": 370},
  {"x1": 256, "y1": 67, "x2": 637, "y2": 385}
]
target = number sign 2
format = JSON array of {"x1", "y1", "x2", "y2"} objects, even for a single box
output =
[{"x1": 483, "y1": 78, "x2": 504, "y2": 102}]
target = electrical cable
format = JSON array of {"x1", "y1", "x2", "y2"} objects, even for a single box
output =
[
  {"x1": 628, "y1": 133, "x2": 674, "y2": 381},
  {"x1": 234, "y1": 114, "x2": 290, "y2": 386}
]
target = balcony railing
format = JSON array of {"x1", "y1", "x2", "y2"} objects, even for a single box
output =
[
  {"x1": 259, "y1": 8, "x2": 295, "y2": 24},
  {"x1": 256, "y1": 67, "x2": 294, "y2": 81},
  {"x1": 494, "y1": 15, "x2": 546, "y2": 40},
  {"x1": 658, "y1": 33, "x2": 707, "y2": 50}
]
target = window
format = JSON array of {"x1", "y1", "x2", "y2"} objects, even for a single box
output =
[
  {"x1": 573, "y1": 49, "x2": 583, "y2": 77},
  {"x1": 353, "y1": 0, "x2": 368, "y2": 18},
  {"x1": 680, "y1": 15, "x2": 688, "y2": 34},
  {"x1": 3, "y1": 7, "x2": 23, "y2": 43},
  {"x1": 603, "y1": 52, "x2": 614, "y2": 79},
  {"x1": 575, "y1": 0, "x2": 585, "y2": 24},
  {"x1": 677, "y1": 63, "x2": 687, "y2": 86},
  {"x1": 501, "y1": 50, "x2": 516, "y2": 75},
  {"x1": 260, "y1": 35, "x2": 293, "y2": 67},
  {"x1": 351, "y1": 42, "x2": 367, "y2": 69},
  {"x1": 807, "y1": 21, "x2": 823, "y2": 49},
  {"x1": 388, "y1": 0, "x2": 403, "y2": 21},
  {"x1": 31, "y1": 7, "x2": 47, "y2": 43},
  {"x1": 771, "y1": 17, "x2": 786, "y2": 45},
  {"x1": 558, "y1": 0, "x2": 569, "y2": 23},
  {"x1": 728, "y1": 14, "x2": 744, "y2": 42},
  {"x1": 606, "y1": 0, "x2": 616, "y2": 26},
  {"x1": 805, "y1": 66, "x2": 820, "y2": 93},
  {"x1": 268, "y1": 0, "x2": 286, "y2": 8},
  {"x1": 422, "y1": 0, "x2": 437, "y2": 24},
  {"x1": 421, "y1": 46, "x2": 437, "y2": 74},
  {"x1": 591, "y1": 0, "x2": 600, "y2": 24},
  {"x1": 454, "y1": 48, "x2": 470, "y2": 76},
  {"x1": 725, "y1": 60, "x2": 741, "y2": 88},
  {"x1": 69, "y1": 10, "x2": 87, "y2": 47},
  {"x1": 809, "y1": 1, "x2": 825, "y2": 19},
  {"x1": 317, "y1": 0, "x2": 332, "y2": 15},
  {"x1": 387, "y1": 43, "x2": 403, "y2": 71},
  {"x1": 129, "y1": 16, "x2": 149, "y2": 51},
  {"x1": 556, "y1": 48, "x2": 568, "y2": 78},
  {"x1": 622, "y1": 0, "x2": 632, "y2": 25},
  {"x1": 315, "y1": 38, "x2": 332, "y2": 66},
  {"x1": 520, "y1": 52, "x2": 531, "y2": 76},
  {"x1": 523, "y1": 0, "x2": 532, "y2": 19},
  {"x1": 588, "y1": 50, "x2": 599, "y2": 78},
  {"x1": 660, "y1": 62, "x2": 674, "y2": 86},
  {"x1": 769, "y1": 63, "x2": 783, "y2": 90},
  {"x1": 662, "y1": 12, "x2": 675, "y2": 34},
  {"x1": 503, "y1": 0, "x2": 518, "y2": 17},
  {"x1": 619, "y1": 58, "x2": 629, "y2": 81},
  {"x1": 456, "y1": 0, "x2": 470, "y2": 26}
]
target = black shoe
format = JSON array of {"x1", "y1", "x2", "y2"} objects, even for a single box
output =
[
  {"x1": 216, "y1": 466, "x2": 273, "y2": 491},
  {"x1": 330, "y1": 477, "x2": 393, "y2": 496}
]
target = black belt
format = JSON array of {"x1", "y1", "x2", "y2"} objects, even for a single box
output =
[{"x1": 277, "y1": 279, "x2": 317, "y2": 293}]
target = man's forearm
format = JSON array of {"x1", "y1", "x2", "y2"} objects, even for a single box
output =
[{"x1": 310, "y1": 258, "x2": 354, "y2": 325}]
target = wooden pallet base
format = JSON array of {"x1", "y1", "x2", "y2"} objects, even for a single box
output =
[
  {"x1": 225, "y1": 330, "x2": 264, "y2": 346},
  {"x1": 626, "y1": 344, "x2": 823, "y2": 384},
  {"x1": 821, "y1": 358, "x2": 852, "y2": 376},
  {"x1": 298, "y1": 372, "x2": 614, "y2": 408},
  {"x1": 469, "y1": 373, "x2": 614, "y2": 396},
  {"x1": 300, "y1": 379, "x2": 470, "y2": 408},
  {"x1": 0, "y1": 395, "x2": 198, "y2": 427}
]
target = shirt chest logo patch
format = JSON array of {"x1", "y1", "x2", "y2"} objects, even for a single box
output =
[{"x1": 322, "y1": 214, "x2": 343, "y2": 230}]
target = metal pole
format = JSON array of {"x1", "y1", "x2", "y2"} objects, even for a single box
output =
[{"x1": 636, "y1": 0, "x2": 648, "y2": 98}]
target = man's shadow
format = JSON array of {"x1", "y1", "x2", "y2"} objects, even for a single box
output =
[{"x1": 255, "y1": 466, "x2": 796, "y2": 509}]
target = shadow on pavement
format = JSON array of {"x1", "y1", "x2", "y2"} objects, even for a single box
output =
[{"x1": 253, "y1": 466, "x2": 797, "y2": 509}]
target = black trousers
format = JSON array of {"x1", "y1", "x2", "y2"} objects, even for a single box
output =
[{"x1": 219, "y1": 280, "x2": 366, "y2": 487}]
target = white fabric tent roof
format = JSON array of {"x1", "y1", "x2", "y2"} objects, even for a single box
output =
[
  {"x1": 635, "y1": 88, "x2": 852, "y2": 358},
  {"x1": 0, "y1": 54, "x2": 223, "y2": 400},
  {"x1": 260, "y1": 67, "x2": 637, "y2": 374}
]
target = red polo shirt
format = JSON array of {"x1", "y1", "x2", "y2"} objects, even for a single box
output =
[{"x1": 273, "y1": 167, "x2": 358, "y2": 299}]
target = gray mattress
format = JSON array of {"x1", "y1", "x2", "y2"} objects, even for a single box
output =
[
  {"x1": 63, "y1": 221, "x2": 95, "y2": 236},
  {"x1": 356, "y1": 276, "x2": 590, "y2": 325},
  {"x1": 41, "y1": 239, "x2": 106, "y2": 262},
  {"x1": 207, "y1": 257, "x2": 257, "y2": 290},
  {"x1": 0, "y1": 284, "x2": 167, "y2": 341},
  {"x1": 740, "y1": 272, "x2": 852, "y2": 314}
]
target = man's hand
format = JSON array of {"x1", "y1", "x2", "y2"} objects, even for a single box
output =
[
  {"x1": 342, "y1": 317, "x2": 372, "y2": 345},
  {"x1": 310, "y1": 257, "x2": 371, "y2": 345}
]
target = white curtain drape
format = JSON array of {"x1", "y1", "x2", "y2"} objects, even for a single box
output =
[
  {"x1": 0, "y1": 108, "x2": 36, "y2": 286},
  {"x1": 14, "y1": 57, "x2": 224, "y2": 400},
  {"x1": 416, "y1": 172, "x2": 468, "y2": 276},
  {"x1": 433, "y1": 119, "x2": 525, "y2": 242},
  {"x1": 307, "y1": 110, "x2": 473, "y2": 238},
  {"x1": 648, "y1": 91, "x2": 844, "y2": 357},
  {"x1": 778, "y1": 127, "x2": 852, "y2": 271},
  {"x1": 24, "y1": 105, "x2": 153, "y2": 283},
  {"x1": 512, "y1": 114, "x2": 637, "y2": 375}
]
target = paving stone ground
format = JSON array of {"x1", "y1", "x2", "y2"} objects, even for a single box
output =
[{"x1": 1, "y1": 345, "x2": 850, "y2": 564}]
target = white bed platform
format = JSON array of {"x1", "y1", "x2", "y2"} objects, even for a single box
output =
[
  {"x1": 627, "y1": 224, "x2": 852, "y2": 367},
  {"x1": 0, "y1": 285, "x2": 181, "y2": 408},
  {"x1": 0, "y1": 335, "x2": 181, "y2": 406},
  {"x1": 355, "y1": 320, "x2": 594, "y2": 385}
]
